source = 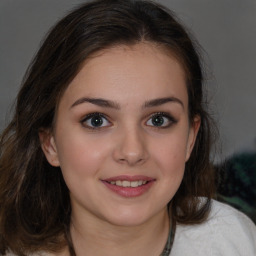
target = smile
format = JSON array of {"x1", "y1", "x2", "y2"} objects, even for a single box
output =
[
  {"x1": 108, "y1": 180, "x2": 147, "y2": 187},
  {"x1": 102, "y1": 175, "x2": 155, "y2": 197}
]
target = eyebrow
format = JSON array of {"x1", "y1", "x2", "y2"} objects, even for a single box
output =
[
  {"x1": 70, "y1": 97, "x2": 121, "y2": 109},
  {"x1": 70, "y1": 96, "x2": 184, "y2": 110},
  {"x1": 143, "y1": 97, "x2": 184, "y2": 109}
]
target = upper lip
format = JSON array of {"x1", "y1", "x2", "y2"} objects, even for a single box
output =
[{"x1": 102, "y1": 175, "x2": 155, "y2": 182}]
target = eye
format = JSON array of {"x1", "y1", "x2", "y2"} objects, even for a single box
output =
[
  {"x1": 81, "y1": 113, "x2": 111, "y2": 129},
  {"x1": 146, "y1": 112, "x2": 176, "y2": 128}
]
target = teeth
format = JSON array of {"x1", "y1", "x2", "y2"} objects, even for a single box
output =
[
  {"x1": 116, "y1": 180, "x2": 122, "y2": 186},
  {"x1": 131, "y1": 181, "x2": 138, "y2": 187},
  {"x1": 108, "y1": 180, "x2": 148, "y2": 187},
  {"x1": 122, "y1": 181, "x2": 130, "y2": 187}
]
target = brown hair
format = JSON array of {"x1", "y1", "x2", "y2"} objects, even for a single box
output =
[{"x1": 0, "y1": 0, "x2": 216, "y2": 255}]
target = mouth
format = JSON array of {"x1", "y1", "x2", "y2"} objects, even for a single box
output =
[
  {"x1": 101, "y1": 175, "x2": 155, "y2": 197},
  {"x1": 107, "y1": 180, "x2": 148, "y2": 187}
]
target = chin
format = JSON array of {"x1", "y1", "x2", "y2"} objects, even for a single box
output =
[{"x1": 103, "y1": 205, "x2": 165, "y2": 227}]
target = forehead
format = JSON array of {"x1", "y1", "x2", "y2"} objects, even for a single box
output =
[{"x1": 60, "y1": 43, "x2": 188, "y2": 109}]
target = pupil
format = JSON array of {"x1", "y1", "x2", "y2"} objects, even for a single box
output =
[
  {"x1": 152, "y1": 115, "x2": 164, "y2": 126},
  {"x1": 91, "y1": 116, "x2": 103, "y2": 127}
]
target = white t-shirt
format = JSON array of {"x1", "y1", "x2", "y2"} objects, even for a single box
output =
[
  {"x1": 5, "y1": 200, "x2": 256, "y2": 256},
  {"x1": 171, "y1": 200, "x2": 256, "y2": 255}
]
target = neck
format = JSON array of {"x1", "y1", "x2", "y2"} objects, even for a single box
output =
[{"x1": 70, "y1": 208, "x2": 170, "y2": 256}]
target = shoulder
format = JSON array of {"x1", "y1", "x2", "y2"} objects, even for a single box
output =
[
  {"x1": 4, "y1": 248, "x2": 69, "y2": 256},
  {"x1": 5, "y1": 251, "x2": 50, "y2": 256},
  {"x1": 172, "y1": 199, "x2": 256, "y2": 256}
]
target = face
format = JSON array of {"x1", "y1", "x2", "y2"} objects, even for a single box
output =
[{"x1": 41, "y1": 43, "x2": 200, "y2": 227}]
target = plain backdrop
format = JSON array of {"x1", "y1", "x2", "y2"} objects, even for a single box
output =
[{"x1": 0, "y1": 0, "x2": 256, "y2": 161}]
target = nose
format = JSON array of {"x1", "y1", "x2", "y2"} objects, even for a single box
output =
[{"x1": 113, "y1": 126, "x2": 149, "y2": 166}]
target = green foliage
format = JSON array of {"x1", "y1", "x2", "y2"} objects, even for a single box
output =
[{"x1": 216, "y1": 152, "x2": 256, "y2": 223}]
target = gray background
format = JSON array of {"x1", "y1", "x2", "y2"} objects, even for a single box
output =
[{"x1": 0, "y1": 0, "x2": 256, "y2": 161}]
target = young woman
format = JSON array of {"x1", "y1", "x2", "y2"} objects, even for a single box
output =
[{"x1": 0, "y1": 0, "x2": 255, "y2": 255}]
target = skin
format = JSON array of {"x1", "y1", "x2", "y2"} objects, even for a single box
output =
[{"x1": 40, "y1": 43, "x2": 200, "y2": 256}]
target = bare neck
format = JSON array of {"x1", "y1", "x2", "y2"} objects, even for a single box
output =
[{"x1": 68, "y1": 209, "x2": 170, "y2": 256}]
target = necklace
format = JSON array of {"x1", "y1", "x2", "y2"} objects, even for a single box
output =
[
  {"x1": 67, "y1": 215, "x2": 176, "y2": 256},
  {"x1": 160, "y1": 216, "x2": 176, "y2": 256}
]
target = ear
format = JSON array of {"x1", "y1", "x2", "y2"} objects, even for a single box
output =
[
  {"x1": 39, "y1": 129, "x2": 60, "y2": 167},
  {"x1": 185, "y1": 115, "x2": 201, "y2": 161}
]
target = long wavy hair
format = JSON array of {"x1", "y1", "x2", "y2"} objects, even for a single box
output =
[{"x1": 0, "y1": 0, "x2": 217, "y2": 255}]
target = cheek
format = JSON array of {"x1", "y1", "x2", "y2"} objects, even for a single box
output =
[
  {"x1": 152, "y1": 134, "x2": 188, "y2": 172},
  {"x1": 55, "y1": 134, "x2": 110, "y2": 178},
  {"x1": 157, "y1": 149, "x2": 186, "y2": 188}
]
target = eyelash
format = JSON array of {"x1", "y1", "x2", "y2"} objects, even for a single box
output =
[
  {"x1": 80, "y1": 112, "x2": 111, "y2": 130},
  {"x1": 80, "y1": 112, "x2": 177, "y2": 130},
  {"x1": 146, "y1": 112, "x2": 177, "y2": 129}
]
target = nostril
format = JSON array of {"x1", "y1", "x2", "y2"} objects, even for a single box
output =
[
  {"x1": 112, "y1": 131, "x2": 149, "y2": 165},
  {"x1": 117, "y1": 156, "x2": 146, "y2": 166}
]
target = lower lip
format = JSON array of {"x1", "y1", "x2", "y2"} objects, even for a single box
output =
[{"x1": 102, "y1": 181, "x2": 155, "y2": 198}]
